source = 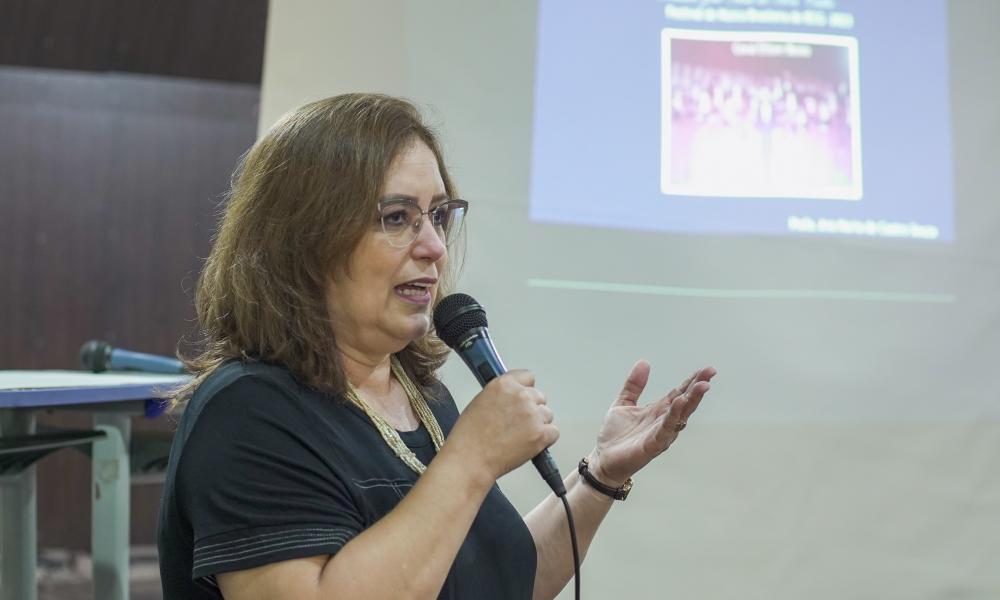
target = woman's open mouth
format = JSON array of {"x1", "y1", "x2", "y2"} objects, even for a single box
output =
[{"x1": 394, "y1": 279, "x2": 434, "y2": 305}]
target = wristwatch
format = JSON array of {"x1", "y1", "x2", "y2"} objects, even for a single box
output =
[{"x1": 578, "y1": 457, "x2": 632, "y2": 501}]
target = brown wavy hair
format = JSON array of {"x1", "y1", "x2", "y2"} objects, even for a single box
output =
[{"x1": 169, "y1": 93, "x2": 459, "y2": 409}]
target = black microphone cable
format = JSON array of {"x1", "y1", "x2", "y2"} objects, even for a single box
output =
[
  {"x1": 562, "y1": 494, "x2": 581, "y2": 600},
  {"x1": 434, "y1": 293, "x2": 581, "y2": 600}
]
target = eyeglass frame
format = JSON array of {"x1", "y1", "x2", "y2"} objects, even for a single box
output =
[{"x1": 375, "y1": 197, "x2": 469, "y2": 248}]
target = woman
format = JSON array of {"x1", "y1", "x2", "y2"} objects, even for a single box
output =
[{"x1": 157, "y1": 93, "x2": 716, "y2": 599}]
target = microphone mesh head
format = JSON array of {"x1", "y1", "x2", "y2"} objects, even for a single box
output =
[
  {"x1": 80, "y1": 339, "x2": 110, "y2": 372},
  {"x1": 434, "y1": 293, "x2": 488, "y2": 349}
]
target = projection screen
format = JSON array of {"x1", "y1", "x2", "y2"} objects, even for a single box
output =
[{"x1": 256, "y1": 0, "x2": 999, "y2": 597}]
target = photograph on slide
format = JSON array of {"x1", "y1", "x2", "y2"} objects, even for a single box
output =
[{"x1": 662, "y1": 29, "x2": 862, "y2": 201}]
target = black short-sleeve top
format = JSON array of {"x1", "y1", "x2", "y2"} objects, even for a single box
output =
[{"x1": 156, "y1": 360, "x2": 537, "y2": 599}]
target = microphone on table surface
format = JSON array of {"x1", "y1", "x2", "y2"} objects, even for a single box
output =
[
  {"x1": 79, "y1": 340, "x2": 186, "y2": 374},
  {"x1": 433, "y1": 293, "x2": 567, "y2": 497}
]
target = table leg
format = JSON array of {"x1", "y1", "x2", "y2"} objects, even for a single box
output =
[
  {"x1": 0, "y1": 410, "x2": 37, "y2": 600},
  {"x1": 92, "y1": 413, "x2": 131, "y2": 600}
]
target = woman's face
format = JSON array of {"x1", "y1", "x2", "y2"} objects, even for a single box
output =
[{"x1": 326, "y1": 139, "x2": 449, "y2": 358}]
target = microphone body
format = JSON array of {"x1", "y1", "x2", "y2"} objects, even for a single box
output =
[
  {"x1": 453, "y1": 328, "x2": 507, "y2": 387},
  {"x1": 440, "y1": 310, "x2": 567, "y2": 497},
  {"x1": 455, "y1": 327, "x2": 566, "y2": 495},
  {"x1": 80, "y1": 340, "x2": 186, "y2": 374}
]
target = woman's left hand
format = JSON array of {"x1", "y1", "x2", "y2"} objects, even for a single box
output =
[{"x1": 587, "y1": 361, "x2": 716, "y2": 487}]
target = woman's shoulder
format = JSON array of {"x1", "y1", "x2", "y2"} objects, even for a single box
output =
[
  {"x1": 196, "y1": 359, "x2": 300, "y2": 399},
  {"x1": 177, "y1": 360, "x2": 314, "y2": 436}
]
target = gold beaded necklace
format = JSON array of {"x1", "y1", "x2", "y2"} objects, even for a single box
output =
[{"x1": 342, "y1": 355, "x2": 445, "y2": 475}]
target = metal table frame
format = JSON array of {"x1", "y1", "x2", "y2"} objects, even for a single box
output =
[{"x1": 0, "y1": 372, "x2": 186, "y2": 600}]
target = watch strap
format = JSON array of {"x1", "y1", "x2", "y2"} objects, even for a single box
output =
[{"x1": 578, "y1": 457, "x2": 632, "y2": 501}]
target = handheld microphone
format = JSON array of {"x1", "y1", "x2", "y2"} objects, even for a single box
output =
[
  {"x1": 434, "y1": 293, "x2": 566, "y2": 497},
  {"x1": 80, "y1": 340, "x2": 186, "y2": 374}
]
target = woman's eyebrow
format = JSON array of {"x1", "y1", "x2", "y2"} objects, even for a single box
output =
[{"x1": 380, "y1": 193, "x2": 451, "y2": 204}]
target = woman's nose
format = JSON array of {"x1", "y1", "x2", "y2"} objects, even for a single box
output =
[{"x1": 410, "y1": 217, "x2": 446, "y2": 260}]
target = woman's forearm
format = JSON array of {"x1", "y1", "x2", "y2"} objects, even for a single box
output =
[
  {"x1": 316, "y1": 443, "x2": 495, "y2": 599},
  {"x1": 219, "y1": 444, "x2": 496, "y2": 600},
  {"x1": 524, "y1": 462, "x2": 617, "y2": 600}
]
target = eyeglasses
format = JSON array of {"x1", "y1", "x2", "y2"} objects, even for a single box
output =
[{"x1": 377, "y1": 198, "x2": 468, "y2": 248}]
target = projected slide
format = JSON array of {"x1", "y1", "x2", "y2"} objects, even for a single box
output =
[{"x1": 530, "y1": 0, "x2": 953, "y2": 241}]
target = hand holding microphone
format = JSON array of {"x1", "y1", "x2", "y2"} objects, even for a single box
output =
[
  {"x1": 434, "y1": 293, "x2": 566, "y2": 497},
  {"x1": 446, "y1": 368, "x2": 560, "y2": 486}
]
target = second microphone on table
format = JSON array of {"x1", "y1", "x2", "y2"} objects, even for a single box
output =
[{"x1": 80, "y1": 340, "x2": 186, "y2": 374}]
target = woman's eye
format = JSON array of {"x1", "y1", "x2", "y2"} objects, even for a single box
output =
[
  {"x1": 431, "y1": 205, "x2": 451, "y2": 227},
  {"x1": 430, "y1": 207, "x2": 447, "y2": 227},
  {"x1": 382, "y1": 209, "x2": 410, "y2": 228}
]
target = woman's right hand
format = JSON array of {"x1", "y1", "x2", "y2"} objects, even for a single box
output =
[{"x1": 446, "y1": 369, "x2": 559, "y2": 483}]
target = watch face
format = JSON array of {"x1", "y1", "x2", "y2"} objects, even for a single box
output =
[{"x1": 617, "y1": 479, "x2": 633, "y2": 501}]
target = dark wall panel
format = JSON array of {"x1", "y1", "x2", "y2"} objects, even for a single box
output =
[
  {"x1": 0, "y1": 0, "x2": 268, "y2": 83},
  {"x1": 0, "y1": 66, "x2": 260, "y2": 548}
]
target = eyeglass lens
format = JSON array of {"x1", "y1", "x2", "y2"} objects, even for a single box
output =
[{"x1": 379, "y1": 201, "x2": 466, "y2": 247}]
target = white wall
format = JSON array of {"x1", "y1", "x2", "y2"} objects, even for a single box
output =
[{"x1": 259, "y1": 1, "x2": 1000, "y2": 597}]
